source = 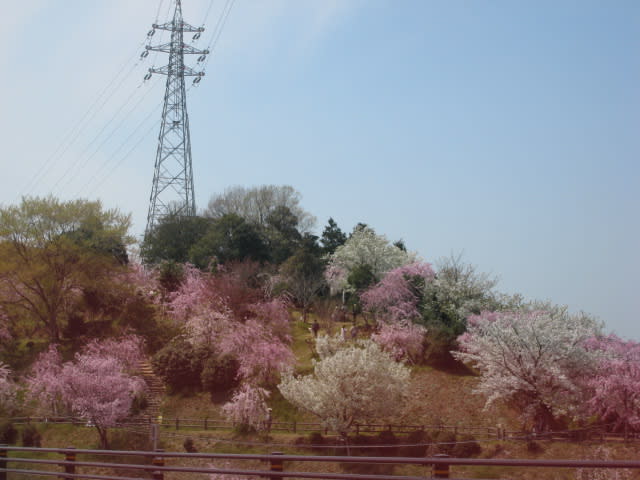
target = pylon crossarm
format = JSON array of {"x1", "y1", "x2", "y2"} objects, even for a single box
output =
[
  {"x1": 152, "y1": 22, "x2": 204, "y2": 33},
  {"x1": 146, "y1": 44, "x2": 209, "y2": 55},
  {"x1": 149, "y1": 66, "x2": 204, "y2": 77}
]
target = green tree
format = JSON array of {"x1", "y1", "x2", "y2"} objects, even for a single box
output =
[
  {"x1": 420, "y1": 254, "x2": 502, "y2": 364},
  {"x1": 0, "y1": 196, "x2": 132, "y2": 342},
  {"x1": 141, "y1": 214, "x2": 210, "y2": 264},
  {"x1": 264, "y1": 206, "x2": 302, "y2": 264},
  {"x1": 188, "y1": 214, "x2": 268, "y2": 267},
  {"x1": 281, "y1": 235, "x2": 326, "y2": 321},
  {"x1": 320, "y1": 217, "x2": 347, "y2": 255},
  {"x1": 345, "y1": 264, "x2": 376, "y2": 321}
]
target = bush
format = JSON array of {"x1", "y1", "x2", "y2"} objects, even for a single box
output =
[
  {"x1": 309, "y1": 431, "x2": 325, "y2": 446},
  {"x1": 401, "y1": 429, "x2": 430, "y2": 457},
  {"x1": 430, "y1": 430, "x2": 456, "y2": 456},
  {"x1": 376, "y1": 430, "x2": 399, "y2": 456},
  {"x1": 451, "y1": 434, "x2": 481, "y2": 457},
  {"x1": 152, "y1": 337, "x2": 205, "y2": 392},
  {"x1": 201, "y1": 354, "x2": 239, "y2": 394},
  {"x1": 183, "y1": 437, "x2": 197, "y2": 453},
  {"x1": 349, "y1": 434, "x2": 376, "y2": 457},
  {"x1": 526, "y1": 440, "x2": 544, "y2": 454},
  {"x1": 130, "y1": 393, "x2": 149, "y2": 416},
  {"x1": 342, "y1": 435, "x2": 395, "y2": 475},
  {"x1": 0, "y1": 422, "x2": 17, "y2": 444},
  {"x1": 21, "y1": 424, "x2": 41, "y2": 447}
]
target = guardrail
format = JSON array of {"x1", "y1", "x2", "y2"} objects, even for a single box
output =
[{"x1": 1, "y1": 446, "x2": 640, "y2": 480}]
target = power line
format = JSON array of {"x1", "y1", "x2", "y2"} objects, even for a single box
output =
[
  {"x1": 50, "y1": 75, "x2": 158, "y2": 196},
  {"x1": 19, "y1": 38, "x2": 149, "y2": 200},
  {"x1": 201, "y1": 0, "x2": 235, "y2": 73},
  {"x1": 202, "y1": 0, "x2": 216, "y2": 28},
  {"x1": 79, "y1": 105, "x2": 163, "y2": 198}
]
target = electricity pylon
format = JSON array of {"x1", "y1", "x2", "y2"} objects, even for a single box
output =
[{"x1": 144, "y1": 0, "x2": 208, "y2": 237}]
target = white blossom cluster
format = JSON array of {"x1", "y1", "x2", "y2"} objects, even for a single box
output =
[
  {"x1": 279, "y1": 339, "x2": 410, "y2": 437},
  {"x1": 326, "y1": 226, "x2": 415, "y2": 293},
  {"x1": 454, "y1": 306, "x2": 601, "y2": 428}
]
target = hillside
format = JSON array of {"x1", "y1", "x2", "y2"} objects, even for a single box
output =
[{"x1": 13, "y1": 312, "x2": 640, "y2": 480}]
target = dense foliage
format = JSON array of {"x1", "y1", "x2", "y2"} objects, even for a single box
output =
[{"x1": 0, "y1": 196, "x2": 132, "y2": 342}]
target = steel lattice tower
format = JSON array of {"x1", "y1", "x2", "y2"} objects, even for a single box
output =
[{"x1": 144, "y1": 0, "x2": 208, "y2": 236}]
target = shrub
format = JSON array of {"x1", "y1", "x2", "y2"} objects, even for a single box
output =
[
  {"x1": 401, "y1": 429, "x2": 430, "y2": 457},
  {"x1": 526, "y1": 440, "x2": 544, "y2": 454},
  {"x1": 130, "y1": 393, "x2": 149, "y2": 416},
  {"x1": 342, "y1": 435, "x2": 395, "y2": 475},
  {"x1": 451, "y1": 434, "x2": 482, "y2": 457},
  {"x1": 183, "y1": 437, "x2": 197, "y2": 453},
  {"x1": 0, "y1": 421, "x2": 17, "y2": 444},
  {"x1": 309, "y1": 431, "x2": 325, "y2": 446},
  {"x1": 376, "y1": 429, "x2": 399, "y2": 456},
  {"x1": 430, "y1": 430, "x2": 456, "y2": 456},
  {"x1": 201, "y1": 354, "x2": 239, "y2": 394},
  {"x1": 152, "y1": 337, "x2": 205, "y2": 392},
  {"x1": 21, "y1": 424, "x2": 42, "y2": 447},
  {"x1": 349, "y1": 434, "x2": 376, "y2": 457}
]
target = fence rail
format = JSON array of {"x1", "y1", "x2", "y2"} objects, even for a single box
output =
[
  {"x1": 1, "y1": 446, "x2": 640, "y2": 480},
  {"x1": 5, "y1": 415, "x2": 638, "y2": 443}
]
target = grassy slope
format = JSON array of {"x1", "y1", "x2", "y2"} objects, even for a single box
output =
[{"x1": 14, "y1": 312, "x2": 640, "y2": 479}]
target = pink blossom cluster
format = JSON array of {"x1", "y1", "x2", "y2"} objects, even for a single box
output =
[
  {"x1": 221, "y1": 384, "x2": 271, "y2": 432},
  {"x1": 218, "y1": 318, "x2": 294, "y2": 385},
  {"x1": 27, "y1": 336, "x2": 146, "y2": 446},
  {"x1": 125, "y1": 262, "x2": 162, "y2": 303},
  {"x1": 371, "y1": 321, "x2": 426, "y2": 363},
  {"x1": 168, "y1": 266, "x2": 295, "y2": 387},
  {"x1": 361, "y1": 262, "x2": 434, "y2": 323},
  {"x1": 584, "y1": 335, "x2": 640, "y2": 432}
]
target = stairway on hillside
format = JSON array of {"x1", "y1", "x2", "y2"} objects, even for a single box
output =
[{"x1": 137, "y1": 360, "x2": 165, "y2": 422}]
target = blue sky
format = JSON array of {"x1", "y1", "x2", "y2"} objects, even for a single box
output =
[{"x1": 1, "y1": 1, "x2": 638, "y2": 338}]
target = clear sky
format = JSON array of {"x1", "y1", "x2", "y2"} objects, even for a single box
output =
[{"x1": 1, "y1": 1, "x2": 638, "y2": 338}]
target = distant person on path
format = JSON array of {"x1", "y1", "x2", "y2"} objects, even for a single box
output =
[{"x1": 311, "y1": 320, "x2": 320, "y2": 337}]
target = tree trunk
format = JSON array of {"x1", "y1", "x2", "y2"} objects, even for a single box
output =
[{"x1": 96, "y1": 425, "x2": 109, "y2": 449}]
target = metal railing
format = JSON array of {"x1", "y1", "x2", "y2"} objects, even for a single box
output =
[{"x1": 1, "y1": 446, "x2": 640, "y2": 480}]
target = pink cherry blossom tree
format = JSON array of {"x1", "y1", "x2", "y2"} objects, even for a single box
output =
[
  {"x1": 166, "y1": 263, "x2": 294, "y2": 388},
  {"x1": 247, "y1": 298, "x2": 291, "y2": 342},
  {"x1": 584, "y1": 335, "x2": 640, "y2": 434},
  {"x1": 218, "y1": 319, "x2": 294, "y2": 386},
  {"x1": 27, "y1": 337, "x2": 146, "y2": 448},
  {"x1": 221, "y1": 384, "x2": 271, "y2": 432},
  {"x1": 371, "y1": 321, "x2": 426, "y2": 363},
  {"x1": 361, "y1": 262, "x2": 435, "y2": 323}
]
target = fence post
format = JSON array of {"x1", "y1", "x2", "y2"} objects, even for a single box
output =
[
  {"x1": 151, "y1": 423, "x2": 159, "y2": 451},
  {"x1": 432, "y1": 453, "x2": 449, "y2": 478},
  {"x1": 152, "y1": 448, "x2": 165, "y2": 480},
  {"x1": 62, "y1": 446, "x2": 76, "y2": 480},
  {"x1": 0, "y1": 444, "x2": 7, "y2": 480},
  {"x1": 270, "y1": 451, "x2": 284, "y2": 480}
]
